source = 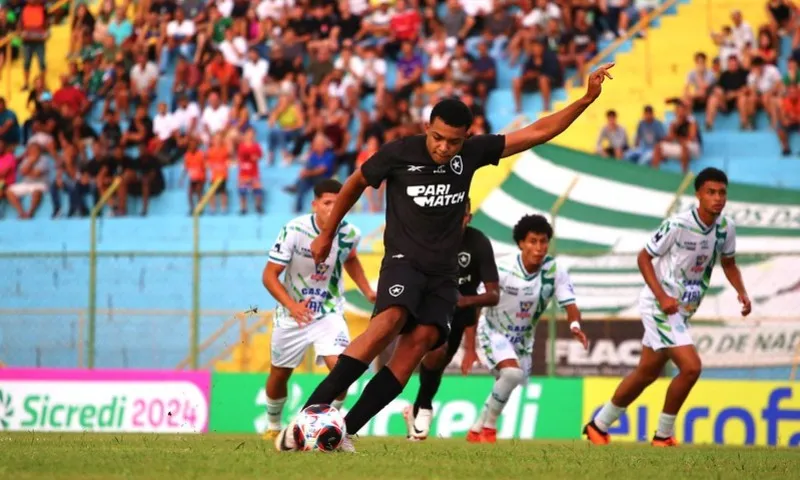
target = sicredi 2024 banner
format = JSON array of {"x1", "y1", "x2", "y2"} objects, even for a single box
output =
[{"x1": 0, "y1": 369, "x2": 210, "y2": 433}]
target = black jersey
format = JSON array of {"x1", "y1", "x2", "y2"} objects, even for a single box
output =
[
  {"x1": 361, "y1": 134, "x2": 505, "y2": 276},
  {"x1": 457, "y1": 226, "x2": 499, "y2": 296}
]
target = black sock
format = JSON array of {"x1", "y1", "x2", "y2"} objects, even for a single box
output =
[
  {"x1": 413, "y1": 365, "x2": 443, "y2": 417},
  {"x1": 302, "y1": 354, "x2": 368, "y2": 409},
  {"x1": 344, "y1": 366, "x2": 404, "y2": 435}
]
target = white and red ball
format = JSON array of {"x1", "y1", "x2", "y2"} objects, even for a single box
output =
[{"x1": 292, "y1": 404, "x2": 346, "y2": 452}]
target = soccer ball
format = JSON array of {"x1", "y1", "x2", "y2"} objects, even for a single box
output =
[{"x1": 292, "y1": 404, "x2": 346, "y2": 452}]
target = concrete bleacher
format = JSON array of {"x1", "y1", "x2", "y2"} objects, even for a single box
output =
[{"x1": 0, "y1": 214, "x2": 384, "y2": 368}]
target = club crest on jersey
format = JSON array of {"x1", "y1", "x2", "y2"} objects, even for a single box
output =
[
  {"x1": 450, "y1": 155, "x2": 463, "y2": 175},
  {"x1": 389, "y1": 284, "x2": 405, "y2": 297},
  {"x1": 458, "y1": 252, "x2": 471, "y2": 268},
  {"x1": 691, "y1": 255, "x2": 708, "y2": 273},
  {"x1": 516, "y1": 301, "x2": 534, "y2": 319},
  {"x1": 312, "y1": 263, "x2": 330, "y2": 281}
]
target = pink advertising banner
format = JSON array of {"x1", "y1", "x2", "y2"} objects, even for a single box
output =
[{"x1": 0, "y1": 368, "x2": 210, "y2": 433}]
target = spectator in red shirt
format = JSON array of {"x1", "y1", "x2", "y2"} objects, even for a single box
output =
[
  {"x1": 236, "y1": 128, "x2": 264, "y2": 215},
  {"x1": 53, "y1": 75, "x2": 88, "y2": 117},
  {"x1": 388, "y1": 0, "x2": 422, "y2": 59}
]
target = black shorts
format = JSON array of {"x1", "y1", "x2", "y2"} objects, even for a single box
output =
[
  {"x1": 214, "y1": 179, "x2": 228, "y2": 195},
  {"x1": 442, "y1": 307, "x2": 477, "y2": 361},
  {"x1": 372, "y1": 257, "x2": 457, "y2": 349}
]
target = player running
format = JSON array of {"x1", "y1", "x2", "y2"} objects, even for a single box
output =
[
  {"x1": 403, "y1": 197, "x2": 500, "y2": 441},
  {"x1": 262, "y1": 179, "x2": 376, "y2": 438},
  {"x1": 467, "y1": 214, "x2": 588, "y2": 443},
  {"x1": 275, "y1": 63, "x2": 614, "y2": 453},
  {"x1": 584, "y1": 168, "x2": 751, "y2": 447}
]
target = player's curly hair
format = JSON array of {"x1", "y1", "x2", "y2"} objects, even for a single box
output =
[
  {"x1": 694, "y1": 167, "x2": 728, "y2": 191},
  {"x1": 512, "y1": 214, "x2": 553, "y2": 243}
]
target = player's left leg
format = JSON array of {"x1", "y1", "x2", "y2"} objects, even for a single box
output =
[
  {"x1": 654, "y1": 344, "x2": 702, "y2": 446},
  {"x1": 342, "y1": 323, "x2": 441, "y2": 437},
  {"x1": 264, "y1": 322, "x2": 309, "y2": 439},
  {"x1": 405, "y1": 312, "x2": 469, "y2": 440},
  {"x1": 341, "y1": 286, "x2": 455, "y2": 445}
]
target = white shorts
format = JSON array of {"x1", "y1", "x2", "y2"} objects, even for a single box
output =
[
  {"x1": 640, "y1": 298, "x2": 694, "y2": 351},
  {"x1": 9, "y1": 182, "x2": 47, "y2": 197},
  {"x1": 660, "y1": 141, "x2": 700, "y2": 160},
  {"x1": 476, "y1": 322, "x2": 532, "y2": 376},
  {"x1": 270, "y1": 314, "x2": 350, "y2": 369}
]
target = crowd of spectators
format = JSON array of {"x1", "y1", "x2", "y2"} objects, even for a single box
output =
[
  {"x1": 596, "y1": 2, "x2": 800, "y2": 173},
  {"x1": 2, "y1": 0, "x2": 666, "y2": 219},
  {"x1": 10, "y1": 0, "x2": 790, "y2": 218}
]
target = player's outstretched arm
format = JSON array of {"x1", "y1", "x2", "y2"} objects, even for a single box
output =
[
  {"x1": 311, "y1": 170, "x2": 369, "y2": 264},
  {"x1": 501, "y1": 63, "x2": 615, "y2": 158},
  {"x1": 720, "y1": 256, "x2": 752, "y2": 316},
  {"x1": 344, "y1": 250, "x2": 377, "y2": 303}
]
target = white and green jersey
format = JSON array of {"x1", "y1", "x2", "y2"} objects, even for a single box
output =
[
  {"x1": 480, "y1": 254, "x2": 576, "y2": 355},
  {"x1": 643, "y1": 208, "x2": 736, "y2": 318},
  {"x1": 267, "y1": 214, "x2": 361, "y2": 328}
]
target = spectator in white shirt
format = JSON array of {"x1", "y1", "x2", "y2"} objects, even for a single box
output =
[
  {"x1": 731, "y1": 10, "x2": 755, "y2": 53},
  {"x1": 746, "y1": 56, "x2": 782, "y2": 128},
  {"x1": 173, "y1": 95, "x2": 201, "y2": 137},
  {"x1": 256, "y1": 0, "x2": 293, "y2": 21},
  {"x1": 241, "y1": 48, "x2": 270, "y2": 118},
  {"x1": 161, "y1": 9, "x2": 196, "y2": 72},
  {"x1": 218, "y1": 27, "x2": 247, "y2": 68},
  {"x1": 359, "y1": 45, "x2": 387, "y2": 98},
  {"x1": 153, "y1": 102, "x2": 177, "y2": 142},
  {"x1": 129, "y1": 53, "x2": 159, "y2": 104},
  {"x1": 200, "y1": 92, "x2": 230, "y2": 145}
]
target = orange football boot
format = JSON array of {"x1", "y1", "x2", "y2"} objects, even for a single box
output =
[{"x1": 583, "y1": 421, "x2": 611, "y2": 445}]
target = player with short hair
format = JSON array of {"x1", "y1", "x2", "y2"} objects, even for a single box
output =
[
  {"x1": 467, "y1": 214, "x2": 588, "y2": 442},
  {"x1": 262, "y1": 179, "x2": 376, "y2": 438},
  {"x1": 585, "y1": 167, "x2": 751, "y2": 447},
  {"x1": 275, "y1": 63, "x2": 614, "y2": 453},
  {"x1": 403, "y1": 197, "x2": 501, "y2": 441}
]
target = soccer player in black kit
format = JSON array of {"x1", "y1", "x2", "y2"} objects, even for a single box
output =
[
  {"x1": 403, "y1": 197, "x2": 500, "y2": 441},
  {"x1": 275, "y1": 63, "x2": 614, "y2": 453}
]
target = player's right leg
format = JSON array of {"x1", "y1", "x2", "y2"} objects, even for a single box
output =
[
  {"x1": 264, "y1": 323, "x2": 308, "y2": 440},
  {"x1": 468, "y1": 327, "x2": 527, "y2": 443},
  {"x1": 654, "y1": 345, "x2": 702, "y2": 446}
]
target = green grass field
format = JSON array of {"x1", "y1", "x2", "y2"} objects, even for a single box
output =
[{"x1": 0, "y1": 433, "x2": 797, "y2": 479}]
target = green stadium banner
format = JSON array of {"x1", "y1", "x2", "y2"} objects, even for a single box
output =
[{"x1": 209, "y1": 373, "x2": 582, "y2": 439}]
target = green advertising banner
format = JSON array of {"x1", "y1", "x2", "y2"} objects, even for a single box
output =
[{"x1": 210, "y1": 373, "x2": 582, "y2": 440}]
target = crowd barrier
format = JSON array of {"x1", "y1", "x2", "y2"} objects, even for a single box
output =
[{"x1": 0, "y1": 369, "x2": 797, "y2": 447}]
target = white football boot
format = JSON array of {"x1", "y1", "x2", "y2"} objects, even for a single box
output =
[
  {"x1": 339, "y1": 434, "x2": 357, "y2": 453},
  {"x1": 405, "y1": 406, "x2": 432, "y2": 441}
]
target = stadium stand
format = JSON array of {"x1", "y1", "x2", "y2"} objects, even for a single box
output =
[{"x1": 0, "y1": 1, "x2": 798, "y2": 380}]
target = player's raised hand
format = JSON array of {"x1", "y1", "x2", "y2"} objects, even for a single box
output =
[
  {"x1": 738, "y1": 292, "x2": 752, "y2": 317},
  {"x1": 657, "y1": 294, "x2": 680, "y2": 315},
  {"x1": 310, "y1": 232, "x2": 333, "y2": 265},
  {"x1": 289, "y1": 298, "x2": 314, "y2": 326},
  {"x1": 571, "y1": 326, "x2": 589, "y2": 351},
  {"x1": 586, "y1": 62, "x2": 615, "y2": 101},
  {"x1": 461, "y1": 348, "x2": 478, "y2": 375}
]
